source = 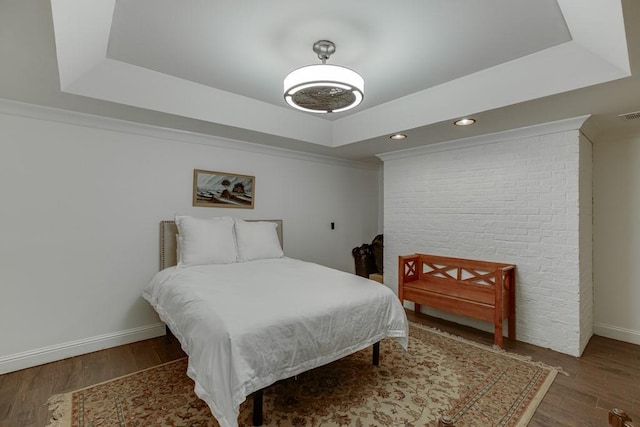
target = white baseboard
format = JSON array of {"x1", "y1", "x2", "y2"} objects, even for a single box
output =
[
  {"x1": 593, "y1": 322, "x2": 640, "y2": 345},
  {"x1": 0, "y1": 323, "x2": 166, "y2": 375}
]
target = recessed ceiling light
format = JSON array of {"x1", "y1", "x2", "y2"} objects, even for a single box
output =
[
  {"x1": 454, "y1": 118, "x2": 476, "y2": 126},
  {"x1": 389, "y1": 133, "x2": 407, "y2": 140}
]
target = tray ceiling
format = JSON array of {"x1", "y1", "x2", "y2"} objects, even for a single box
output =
[{"x1": 1, "y1": 1, "x2": 634, "y2": 160}]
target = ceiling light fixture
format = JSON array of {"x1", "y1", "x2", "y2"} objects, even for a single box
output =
[
  {"x1": 389, "y1": 133, "x2": 407, "y2": 140},
  {"x1": 454, "y1": 118, "x2": 476, "y2": 126},
  {"x1": 284, "y1": 40, "x2": 364, "y2": 114}
]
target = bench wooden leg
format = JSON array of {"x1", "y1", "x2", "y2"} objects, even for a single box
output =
[
  {"x1": 494, "y1": 316, "x2": 504, "y2": 348},
  {"x1": 415, "y1": 303, "x2": 421, "y2": 314},
  {"x1": 494, "y1": 333, "x2": 503, "y2": 347}
]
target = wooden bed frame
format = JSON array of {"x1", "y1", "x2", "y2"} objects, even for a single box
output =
[{"x1": 158, "y1": 219, "x2": 380, "y2": 426}]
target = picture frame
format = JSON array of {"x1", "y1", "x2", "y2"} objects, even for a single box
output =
[{"x1": 193, "y1": 169, "x2": 255, "y2": 209}]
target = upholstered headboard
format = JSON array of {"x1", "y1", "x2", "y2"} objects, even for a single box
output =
[{"x1": 159, "y1": 219, "x2": 284, "y2": 270}]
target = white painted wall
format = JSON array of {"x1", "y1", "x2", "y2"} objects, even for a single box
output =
[
  {"x1": 380, "y1": 119, "x2": 592, "y2": 356},
  {"x1": 578, "y1": 133, "x2": 594, "y2": 352},
  {"x1": 593, "y1": 133, "x2": 640, "y2": 345},
  {"x1": 0, "y1": 101, "x2": 380, "y2": 373}
]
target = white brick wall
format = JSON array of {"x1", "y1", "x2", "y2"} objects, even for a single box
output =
[{"x1": 381, "y1": 124, "x2": 592, "y2": 356}]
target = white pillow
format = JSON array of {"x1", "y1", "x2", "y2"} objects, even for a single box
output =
[
  {"x1": 235, "y1": 219, "x2": 284, "y2": 261},
  {"x1": 175, "y1": 215, "x2": 237, "y2": 267}
]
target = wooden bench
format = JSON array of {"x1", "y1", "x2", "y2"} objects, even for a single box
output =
[{"x1": 398, "y1": 253, "x2": 516, "y2": 348}]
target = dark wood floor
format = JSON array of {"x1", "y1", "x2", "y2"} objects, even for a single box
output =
[{"x1": 1, "y1": 310, "x2": 638, "y2": 427}]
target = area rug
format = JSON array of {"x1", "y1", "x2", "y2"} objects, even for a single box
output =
[{"x1": 46, "y1": 323, "x2": 558, "y2": 427}]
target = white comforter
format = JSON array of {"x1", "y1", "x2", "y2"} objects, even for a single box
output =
[{"x1": 143, "y1": 257, "x2": 408, "y2": 427}]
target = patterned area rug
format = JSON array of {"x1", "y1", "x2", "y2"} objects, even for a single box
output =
[{"x1": 46, "y1": 323, "x2": 557, "y2": 427}]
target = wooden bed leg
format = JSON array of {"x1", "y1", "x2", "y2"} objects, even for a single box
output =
[
  {"x1": 252, "y1": 389, "x2": 263, "y2": 426},
  {"x1": 372, "y1": 341, "x2": 380, "y2": 366}
]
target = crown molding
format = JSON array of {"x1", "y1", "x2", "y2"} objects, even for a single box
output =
[
  {"x1": 0, "y1": 98, "x2": 376, "y2": 170},
  {"x1": 376, "y1": 115, "x2": 590, "y2": 162}
]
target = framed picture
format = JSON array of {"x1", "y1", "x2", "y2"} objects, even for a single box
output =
[{"x1": 193, "y1": 169, "x2": 255, "y2": 209}]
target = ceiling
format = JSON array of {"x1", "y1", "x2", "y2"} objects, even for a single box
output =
[{"x1": 1, "y1": 0, "x2": 639, "y2": 162}]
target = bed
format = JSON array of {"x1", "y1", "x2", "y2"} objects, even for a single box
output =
[{"x1": 143, "y1": 217, "x2": 409, "y2": 427}]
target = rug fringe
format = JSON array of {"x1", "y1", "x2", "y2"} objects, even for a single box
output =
[
  {"x1": 45, "y1": 393, "x2": 71, "y2": 427},
  {"x1": 514, "y1": 367, "x2": 558, "y2": 427},
  {"x1": 409, "y1": 322, "x2": 570, "y2": 376}
]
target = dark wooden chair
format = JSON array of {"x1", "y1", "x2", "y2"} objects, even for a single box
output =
[{"x1": 352, "y1": 234, "x2": 383, "y2": 278}]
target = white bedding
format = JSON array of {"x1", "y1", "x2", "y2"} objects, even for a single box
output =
[{"x1": 143, "y1": 257, "x2": 408, "y2": 427}]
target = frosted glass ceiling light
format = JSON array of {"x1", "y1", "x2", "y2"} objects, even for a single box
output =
[{"x1": 284, "y1": 40, "x2": 364, "y2": 113}]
